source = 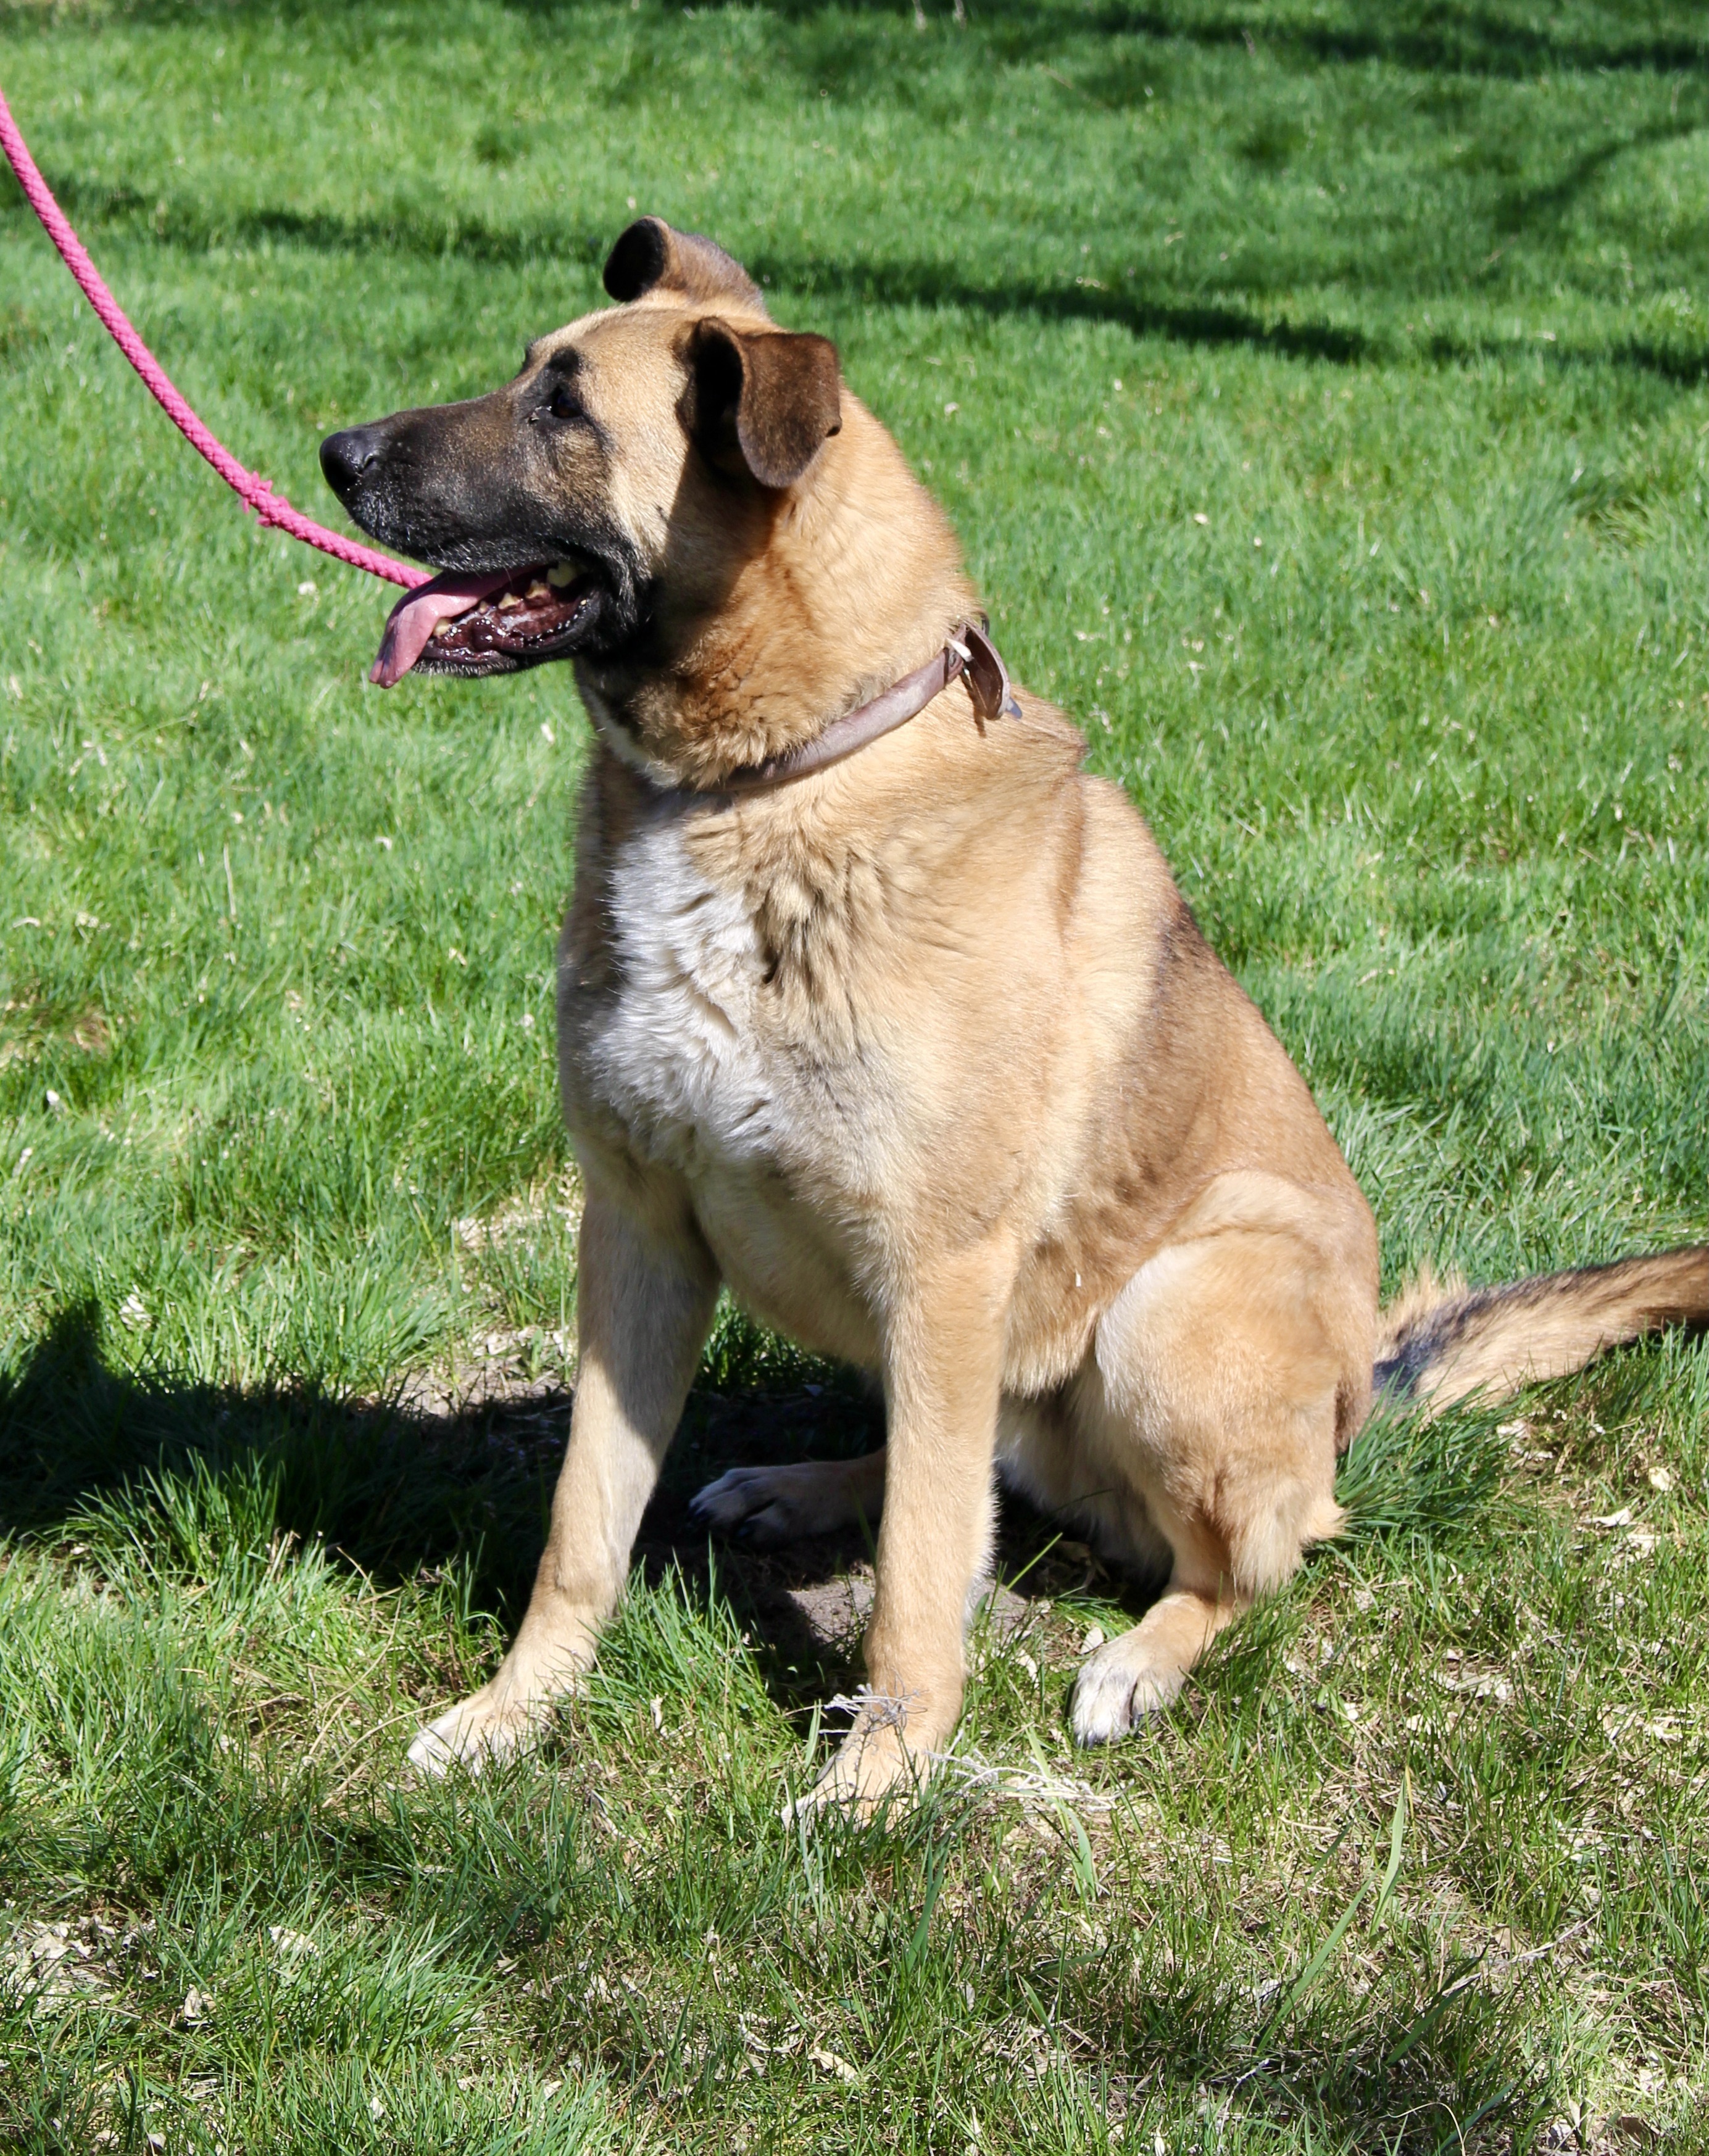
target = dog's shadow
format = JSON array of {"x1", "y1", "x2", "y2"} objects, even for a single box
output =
[{"x1": 0, "y1": 1301, "x2": 1139, "y2": 1716}]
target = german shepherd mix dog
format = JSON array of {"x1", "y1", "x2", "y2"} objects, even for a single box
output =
[{"x1": 322, "y1": 220, "x2": 1707, "y2": 1810}]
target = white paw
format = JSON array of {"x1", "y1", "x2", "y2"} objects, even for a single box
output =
[
  {"x1": 405, "y1": 1691, "x2": 534, "y2": 1778},
  {"x1": 1069, "y1": 1634, "x2": 1184, "y2": 1747}
]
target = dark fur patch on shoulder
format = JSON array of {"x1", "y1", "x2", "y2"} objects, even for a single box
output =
[{"x1": 1149, "y1": 893, "x2": 1213, "y2": 1009}]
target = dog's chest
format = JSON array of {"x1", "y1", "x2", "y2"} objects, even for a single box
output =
[{"x1": 576, "y1": 816, "x2": 782, "y2": 1166}]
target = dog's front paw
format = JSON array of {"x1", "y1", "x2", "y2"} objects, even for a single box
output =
[
  {"x1": 791, "y1": 1720, "x2": 924, "y2": 1825},
  {"x1": 405, "y1": 1684, "x2": 546, "y2": 1778},
  {"x1": 786, "y1": 1686, "x2": 957, "y2": 1824},
  {"x1": 1068, "y1": 1632, "x2": 1184, "y2": 1747}
]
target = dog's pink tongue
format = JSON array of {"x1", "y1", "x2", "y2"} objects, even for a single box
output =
[{"x1": 369, "y1": 569, "x2": 512, "y2": 687}]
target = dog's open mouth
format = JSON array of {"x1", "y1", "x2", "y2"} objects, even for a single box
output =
[{"x1": 370, "y1": 562, "x2": 596, "y2": 686}]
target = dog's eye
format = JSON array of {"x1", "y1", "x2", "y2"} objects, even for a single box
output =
[{"x1": 544, "y1": 382, "x2": 584, "y2": 423}]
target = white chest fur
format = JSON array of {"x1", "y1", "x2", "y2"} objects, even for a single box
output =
[{"x1": 581, "y1": 810, "x2": 779, "y2": 1168}]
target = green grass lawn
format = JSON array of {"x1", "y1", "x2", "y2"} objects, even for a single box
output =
[{"x1": 1, "y1": 1, "x2": 1706, "y2": 2148}]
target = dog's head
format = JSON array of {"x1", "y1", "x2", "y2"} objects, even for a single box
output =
[{"x1": 320, "y1": 219, "x2": 846, "y2": 689}]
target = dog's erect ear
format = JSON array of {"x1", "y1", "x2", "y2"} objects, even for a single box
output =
[
  {"x1": 603, "y1": 217, "x2": 765, "y2": 312},
  {"x1": 683, "y1": 318, "x2": 842, "y2": 489}
]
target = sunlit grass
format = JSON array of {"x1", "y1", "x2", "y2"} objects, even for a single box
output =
[{"x1": 1, "y1": 2, "x2": 1705, "y2": 2149}]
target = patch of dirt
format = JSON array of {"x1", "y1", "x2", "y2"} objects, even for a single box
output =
[
  {"x1": 1, "y1": 1912, "x2": 133, "y2": 2009},
  {"x1": 389, "y1": 1335, "x2": 576, "y2": 1420},
  {"x1": 778, "y1": 1570, "x2": 1030, "y2": 1654},
  {"x1": 355, "y1": 1358, "x2": 1139, "y2": 1705},
  {"x1": 3, "y1": 1919, "x2": 106, "y2": 2006}
]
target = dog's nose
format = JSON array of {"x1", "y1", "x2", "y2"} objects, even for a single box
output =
[{"x1": 319, "y1": 424, "x2": 385, "y2": 500}]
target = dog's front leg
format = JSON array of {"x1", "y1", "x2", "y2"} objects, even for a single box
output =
[
  {"x1": 408, "y1": 1192, "x2": 718, "y2": 1775},
  {"x1": 804, "y1": 1239, "x2": 1013, "y2": 1815}
]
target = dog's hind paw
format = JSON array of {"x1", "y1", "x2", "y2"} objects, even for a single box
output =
[
  {"x1": 1068, "y1": 1633, "x2": 1184, "y2": 1746},
  {"x1": 689, "y1": 1458, "x2": 875, "y2": 1548}
]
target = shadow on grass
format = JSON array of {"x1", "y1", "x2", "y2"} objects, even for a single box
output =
[
  {"x1": 0, "y1": 1304, "x2": 1560, "y2": 2147},
  {"x1": 731, "y1": 0, "x2": 1709, "y2": 82},
  {"x1": 0, "y1": 1298, "x2": 1120, "y2": 1717},
  {"x1": 13, "y1": 167, "x2": 1705, "y2": 387},
  {"x1": 44, "y1": 0, "x2": 1709, "y2": 82},
  {"x1": 0, "y1": 1292, "x2": 1523, "y2": 1732}
]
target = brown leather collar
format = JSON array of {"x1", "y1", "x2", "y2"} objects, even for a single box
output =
[{"x1": 663, "y1": 620, "x2": 1020, "y2": 799}]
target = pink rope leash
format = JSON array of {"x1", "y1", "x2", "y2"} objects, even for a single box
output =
[{"x1": 0, "y1": 85, "x2": 426, "y2": 590}]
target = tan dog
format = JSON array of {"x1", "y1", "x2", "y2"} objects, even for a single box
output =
[{"x1": 321, "y1": 220, "x2": 1708, "y2": 1808}]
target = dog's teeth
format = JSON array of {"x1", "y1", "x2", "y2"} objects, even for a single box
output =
[
  {"x1": 525, "y1": 579, "x2": 552, "y2": 601},
  {"x1": 546, "y1": 562, "x2": 576, "y2": 588},
  {"x1": 497, "y1": 592, "x2": 524, "y2": 611},
  {"x1": 431, "y1": 620, "x2": 455, "y2": 640}
]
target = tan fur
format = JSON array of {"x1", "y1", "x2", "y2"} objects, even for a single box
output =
[
  {"x1": 1376, "y1": 1259, "x2": 1466, "y2": 1352},
  {"x1": 351, "y1": 223, "x2": 1705, "y2": 1802},
  {"x1": 1378, "y1": 1246, "x2": 1709, "y2": 1413}
]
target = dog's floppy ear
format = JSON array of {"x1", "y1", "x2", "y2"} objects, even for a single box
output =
[
  {"x1": 683, "y1": 318, "x2": 842, "y2": 490},
  {"x1": 604, "y1": 217, "x2": 765, "y2": 312}
]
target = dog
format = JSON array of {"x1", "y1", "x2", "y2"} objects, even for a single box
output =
[{"x1": 320, "y1": 218, "x2": 1708, "y2": 1809}]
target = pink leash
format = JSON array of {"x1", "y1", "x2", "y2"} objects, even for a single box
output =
[{"x1": 0, "y1": 85, "x2": 426, "y2": 591}]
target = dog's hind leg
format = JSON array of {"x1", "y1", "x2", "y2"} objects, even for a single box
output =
[
  {"x1": 1065, "y1": 1184, "x2": 1368, "y2": 1746},
  {"x1": 408, "y1": 1191, "x2": 719, "y2": 1775},
  {"x1": 691, "y1": 1449, "x2": 886, "y2": 1547}
]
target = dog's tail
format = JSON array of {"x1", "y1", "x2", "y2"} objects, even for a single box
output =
[{"x1": 1374, "y1": 1245, "x2": 1709, "y2": 1415}]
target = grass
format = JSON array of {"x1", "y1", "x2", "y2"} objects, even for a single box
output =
[{"x1": 0, "y1": 0, "x2": 1705, "y2": 2147}]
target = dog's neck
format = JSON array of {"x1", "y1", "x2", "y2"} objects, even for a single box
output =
[{"x1": 573, "y1": 396, "x2": 981, "y2": 792}]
